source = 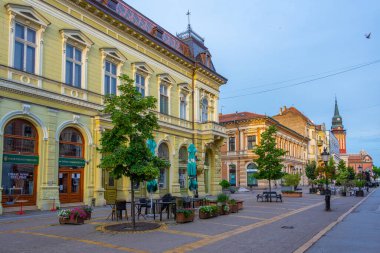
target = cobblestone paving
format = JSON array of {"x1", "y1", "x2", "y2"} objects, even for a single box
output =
[{"x1": 0, "y1": 190, "x2": 366, "y2": 253}]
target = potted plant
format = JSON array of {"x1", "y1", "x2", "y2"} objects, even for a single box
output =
[
  {"x1": 355, "y1": 180, "x2": 365, "y2": 197},
  {"x1": 199, "y1": 205, "x2": 219, "y2": 219},
  {"x1": 282, "y1": 174, "x2": 302, "y2": 197},
  {"x1": 82, "y1": 206, "x2": 93, "y2": 220},
  {"x1": 58, "y1": 208, "x2": 87, "y2": 225},
  {"x1": 176, "y1": 208, "x2": 195, "y2": 223},
  {"x1": 219, "y1": 180, "x2": 231, "y2": 194},
  {"x1": 216, "y1": 193, "x2": 229, "y2": 215},
  {"x1": 228, "y1": 199, "x2": 238, "y2": 213}
]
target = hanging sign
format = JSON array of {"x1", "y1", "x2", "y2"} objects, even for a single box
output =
[
  {"x1": 58, "y1": 157, "x2": 86, "y2": 167},
  {"x1": 3, "y1": 154, "x2": 39, "y2": 165}
]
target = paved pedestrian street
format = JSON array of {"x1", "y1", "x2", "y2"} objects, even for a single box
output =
[{"x1": 0, "y1": 191, "x2": 367, "y2": 253}]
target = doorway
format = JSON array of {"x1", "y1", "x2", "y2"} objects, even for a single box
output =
[{"x1": 59, "y1": 168, "x2": 83, "y2": 203}]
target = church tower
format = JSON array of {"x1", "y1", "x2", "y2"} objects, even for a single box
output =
[{"x1": 331, "y1": 98, "x2": 346, "y2": 154}]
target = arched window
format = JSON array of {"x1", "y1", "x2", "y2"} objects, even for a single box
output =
[
  {"x1": 158, "y1": 143, "x2": 169, "y2": 189},
  {"x1": 178, "y1": 146, "x2": 187, "y2": 190},
  {"x1": 4, "y1": 119, "x2": 38, "y2": 154},
  {"x1": 59, "y1": 127, "x2": 83, "y2": 158},
  {"x1": 247, "y1": 163, "x2": 258, "y2": 186},
  {"x1": 3, "y1": 119, "x2": 38, "y2": 203},
  {"x1": 201, "y1": 97, "x2": 208, "y2": 123}
]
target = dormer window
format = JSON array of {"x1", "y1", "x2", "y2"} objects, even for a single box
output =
[
  {"x1": 107, "y1": 0, "x2": 118, "y2": 10},
  {"x1": 152, "y1": 26, "x2": 164, "y2": 40}
]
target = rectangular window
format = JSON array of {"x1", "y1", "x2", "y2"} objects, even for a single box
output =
[
  {"x1": 247, "y1": 135, "x2": 256, "y2": 149},
  {"x1": 180, "y1": 94, "x2": 186, "y2": 120},
  {"x1": 104, "y1": 61, "x2": 117, "y2": 95},
  {"x1": 135, "y1": 73, "x2": 145, "y2": 97},
  {"x1": 160, "y1": 85, "x2": 169, "y2": 114},
  {"x1": 229, "y1": 137, "x2": 235, "y2": 151},
  {"x1": 14, "y1": 23, "x2": 36, "y2": 73},
  {"x1": 65, "y1": 44, "x2": 82, "y2": 87}
]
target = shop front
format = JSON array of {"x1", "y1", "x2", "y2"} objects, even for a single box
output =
[
  {"x1": 58, "y1": 127, "x2": 85, "y2": 204},
  {"x1": 1, "y1": 119, "x2": 39, "y2": 207}
]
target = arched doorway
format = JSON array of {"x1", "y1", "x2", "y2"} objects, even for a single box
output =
[
  {"x1": 158, "y1": 142, "x2": 169, "y2": 194},
  {"x1": 178, "y1": 146, "x2": 187, "y2": 192},
  {"x1": 229, "y1": 164, "x2": 237, "y2": 186},
  {"x1": 247, "y1": 163, "x2": 258, "y2": 187},
  {"x1": 2, "y1": 119, "x2": 39, "y2": 206},
  {"x1": 58, "y1": 127, "x2": 85, "y2": 203}
]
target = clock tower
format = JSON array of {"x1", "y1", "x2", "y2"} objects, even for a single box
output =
[{"x1": 331, "y1": 98, "x2": 346, "y2": 154}]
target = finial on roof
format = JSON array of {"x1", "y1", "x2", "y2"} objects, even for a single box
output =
[{"x1": 186, "y1": 10, "x2": 191, "y2": 30}]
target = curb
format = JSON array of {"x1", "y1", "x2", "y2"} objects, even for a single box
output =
[{"x1": 293, "y1": 189, "x2": 376, "y2": 253}]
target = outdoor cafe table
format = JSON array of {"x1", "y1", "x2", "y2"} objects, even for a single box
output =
[{"x1": 153, "y1": 201, "x2": 176, "y2": 221}]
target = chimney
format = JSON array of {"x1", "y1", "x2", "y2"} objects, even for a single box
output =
[
  {"x1": 284, "y1": 106, "x2": 287, "y2": 111},
  {"x1": 280, "y1": 107, "x2": 283, "y2": 115}
]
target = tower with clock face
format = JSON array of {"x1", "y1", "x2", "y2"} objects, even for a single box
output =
[{"x1": 331, "y1": 98, "x2": 346, "y2": 154}]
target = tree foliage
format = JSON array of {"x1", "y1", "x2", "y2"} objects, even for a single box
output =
[
  {"x1": 372, "y1": 165, "x2": 380, "y2": 180},
  {"x1": 283, "y1": 174, "x2": 301, "y2": 189},
  {"x1": 306, "y1": 160, "x2": 317, "y2": 180},
  {"x1": 98, "y1": 74, "x2": 169, "y2": 228},
  {"x1": 98, "y1": 74, "x2": 168, "y2": 181},
  {"x1": 253, "y1": 125, "x2": 286, "y2": 196}
]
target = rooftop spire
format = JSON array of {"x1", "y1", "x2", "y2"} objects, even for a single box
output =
[{"x1": 332, "y1": 97, "x2": 343, "y2": 129}]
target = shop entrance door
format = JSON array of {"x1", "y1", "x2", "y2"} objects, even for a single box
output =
[{"x1": 59, "y1": 169, "x2": 83, "y2": 203}]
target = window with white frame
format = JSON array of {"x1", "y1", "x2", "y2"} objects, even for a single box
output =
[
  {"x1": 7, "y1": 4, "x2": 50, "y2": 78},
  {"x1": 65, "y1": 44, "x2": 82, "y2": 87},
  {"x1": 160, "y1": 84, "x2": 169, "y2": 114},
  {"x1": 14, "y1": 23, "x2": 36, "y2": 73},
  {"x1": 60, "y1": 30, "x2": 93, "y2": 90},
  {"x1": 229, "y1": 137, "x2": 236, "y2": 151},
  {"x1": 180, "y1": 93, "x2": 187, "y2": 120},
  {"x1": 104, "y1": 61, "x2": 117, "y2": 95},
  {"x1": 201, "y1": 97, "x2": 208, "y2": 123},
  {"x1": 135, "y1": 73, "x2": 145, "y2": 97}
]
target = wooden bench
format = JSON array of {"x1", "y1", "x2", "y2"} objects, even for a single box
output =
[{"x1": 257, "y1": 191, "x2": 282, "y2": 202}]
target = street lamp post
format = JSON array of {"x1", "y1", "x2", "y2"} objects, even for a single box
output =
[{"x1": 321, "y1": 148, "x2": 330, "y2": 211}]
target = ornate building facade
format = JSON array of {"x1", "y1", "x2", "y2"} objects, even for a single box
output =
[
  {"x1": 219, "y1": 112, "x2": 308, "y2": 188},
  {"x1": 0, "y1": 0, "x2": 227, "y2": 214}
]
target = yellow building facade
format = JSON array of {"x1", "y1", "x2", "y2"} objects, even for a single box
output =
[{"x1": 0, "y1": 0, "x2": 227, "y2": 214}]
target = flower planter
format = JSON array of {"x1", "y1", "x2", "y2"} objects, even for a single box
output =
[
  {"x1": 282, "y1": 191, "x2": 302, "y2": 198},
  {"x1": 236, "y1": 200, "x2": 244, "y2": 210},
  {"x1": 84, "y1": 212, "x2": 92, "y2": 220},
  {"x1": 356, "y1": 190, "x2": 364, "y2": 197},
  {"x1": 176, "y1": 209, "x2": 195, "y2": 223},
  {"x1": 199, "y1": 211, "x2": 218, "y2": 219},
  {"x1": 229, "y1": 204, "x2": 238, "y2": 213},
  {"x1": 309, "y1": 188, "x2": 318, "y2": 194},
  {"x1": 59, "y1": 217, "x2": 85, "y2": 225}
]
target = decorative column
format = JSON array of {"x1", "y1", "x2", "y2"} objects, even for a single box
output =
[{"x1": 93, "y1": 125, "x2": 105, "y2": 206}]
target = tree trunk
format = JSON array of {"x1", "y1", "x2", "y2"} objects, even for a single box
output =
[
  {"x1": 268, "y1": 179, "x2": 272, "y2": 202},
  {"x1": 131, "y1": 178, "x2": 136, "y2": 230}
]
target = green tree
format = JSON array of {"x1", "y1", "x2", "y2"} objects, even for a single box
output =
[
  {"x1": 336, "y1": 160, "x2": 349, "y2": 192},
  {"x1": 305, "y1": 161, "x2": 317, "y2": 189},
  {"x1": 347, "y1": 166, "x2": 356, "y2": 181},
  {"x1": 372, "y1": 165, "x2": 380, "y2": 181},
  {"x1": 98, "y1": 74, "x2": 169, "y2": 229},
  {"x1": 283, "y1": 173, "x2": 301, "y2": 191},
  {"x1": 317, "y1": 157, "x2": 336, "y2": 190},
  {"x1": 253, "y1": 125, "x2": 286, "y2": 201}
]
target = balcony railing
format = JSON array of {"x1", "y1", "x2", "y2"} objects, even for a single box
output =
[
  {"x1": 199, "y1": 121, "x2": 227, "y2": 137},
  {"x1": 156, "y1": 112, "x2": 192, "y2": 130}
]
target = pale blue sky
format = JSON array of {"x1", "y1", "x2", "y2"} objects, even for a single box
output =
[{"x1": 127, "y1": 0, "x2": 380, "y2": 165}]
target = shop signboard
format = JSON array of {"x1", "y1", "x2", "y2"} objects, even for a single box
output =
[
  {"x1": 59, "y1": 157, "x2": 86, "y2": 167},
  {"x1": 3, "y1": 154, "x2": 39, "y2": 165}
]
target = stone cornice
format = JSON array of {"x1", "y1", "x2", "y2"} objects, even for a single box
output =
[{"x1": 0, "y1": 78, "x2": 103, "y2": 111}]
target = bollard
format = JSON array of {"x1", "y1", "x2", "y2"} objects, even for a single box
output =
[{"x1": 325, "y1": 189, "x2": 331, "y2": 211}]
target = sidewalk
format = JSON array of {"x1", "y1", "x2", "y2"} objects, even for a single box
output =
[{"x1": 307, "y1": 188, "x2": 380, "y2": 253}]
